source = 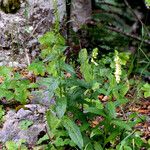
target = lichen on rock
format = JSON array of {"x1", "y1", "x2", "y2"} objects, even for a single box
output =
[{"x1": 0, "y1": 0, "x2": 66, "y2": 67}]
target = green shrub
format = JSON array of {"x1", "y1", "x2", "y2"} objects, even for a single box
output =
[{"x1": 30, "y1": 30, "x2": 149, "y2": 149}]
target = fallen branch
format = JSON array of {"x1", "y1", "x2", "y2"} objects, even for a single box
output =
[{"x1": 107, "y1": 26, "x2": 150, "y2": 45}]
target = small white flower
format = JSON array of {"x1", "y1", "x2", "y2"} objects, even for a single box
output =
[{"x1": 114, "y1": 51, "x2": 122, "y2": 83}]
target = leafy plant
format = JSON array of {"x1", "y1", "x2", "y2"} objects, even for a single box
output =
[
  {"x1": 29, "y1": 29, "x2": 149, "y2": 149},
  {"x1": 0, "y1": 67, "x2": 36, "y2": 104},
  {"x1": 0, "y1": 0, "x2": 149, "y2": 149},
  {"x1": 141, "y1": 83, "x2": 150, "y2": 98},
  {"x1": 5, "y1": 140, "x2": 27, "y2": 150}
]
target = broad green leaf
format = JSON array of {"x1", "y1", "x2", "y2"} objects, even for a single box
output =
[
  {"x1": 134, "y1": 136, "x2": 144, "y2": 148},
  {"x1": 95, "y1": 100, "x2": 104, "y2": 109},
  {"x1": 123, "y1": 145, "x2": 132, "y2": 150},
  {"x1": 84, "y1": 106, "x2": 106, "y2": 117},
  {"x1": 119, "y1": 52, "x2": 130, "y2": 65},
  {"x1": 28, "y1": 61, "x2": 46, "y2": 76},
  {"x1": 62, "y1": 63, "x2": 76, "y2": 75},
  {"x1": 106, "y1": 101, "x2": 116, "y2": 118},
  {"x1": 5, "y1": 141, "x2": 18, "y2": 150},
  {"x1": 111, "y1": 120, "x2": 132, "y2": 131},
  {"x1": 94, "y1": 142, "x2": 103, "y2": 150},
  {"x1": 80, "y1": 62, "x2": 93, "y2": 82},
  {"x1": 0, "y1": 66, "x2": 12, "y2": 79},
  {"x1": 90, "y1": 128, "x2": 102, "y2": 138},
  {"x1": 119, "y1": 81, "x2": 129, "y2": 96},
  {"x1": 56, "y1": 33, "x2": 66, "y2": 45},
  {"x1": 39, "y1": 31, "x2": 56, "y2": 46},
  {"x1": 54, "y1": 137, "x2": 65, "y2": 147},
  {"x1": 0, "y1": 89, "x2": 14, "y2": 100},
  {"x1": 104, "y1": 129, "x2": 120, "y2": 145},
  {"x1": 6, "y1": 140, "x2": 27, "y2": 150},
  {"x1": 15, "y1": 88, "x2": 29, "y2": 104},
  {"x1": 46, "y1": 110, "x2": 61, "y2": 131},
  {"x1": 62, "y1": 116, "x2": 83, "y2": 149},
  {"x1": 46, "y1": 61, "x2": 58, "y2": 76},
  {"x1": 56, "y1": 97, "x2": 67, "y2": 118},
  {"x1": 28, "y1": 83, "x2": 38, "y2": 88},
  {"x1": 54, "y1": 137, "x2": 76, "y2": 147},
  {"x1": 79, "y1": 49, "x2": 93, "y2": 82},
  {"x1": 141, "y1": 83, "x2": 150, "y2": 98},
  {"x1": 37, "y1": 134, "x2": 49, "y2": 145},
  {"x1": 84, "y1": 142, "x2": 94, "y2": 150},
  {"x1": 79, "y1": 48, "x2": 88, "y2": 63}
]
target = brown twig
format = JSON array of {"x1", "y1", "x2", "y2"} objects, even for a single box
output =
[
  {"x1": 123, "y1": 0, "x2": 150, "y2": 35},
  {"x1": 107, "y1": 26, "x2": 150, "y2": 45},
  {"x1": 45, "y1": 126, "x2": 52, "y2": 141}
]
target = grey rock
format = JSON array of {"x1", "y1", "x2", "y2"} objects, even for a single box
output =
[
  {"x1": 0, "y1": 0, "x2": 66, "y2": 67},
  {"x1": 0, "y1": 104, "x2": 48, "y2": 145}
]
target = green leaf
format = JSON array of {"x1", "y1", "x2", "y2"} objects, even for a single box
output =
[
  {"x1": 28, "y1": 61, "x2": 46, "y2": 76},
  {"x1": 53, "y1": 137, "x2": 75, "y2": 147},
  {"x1": 0, "y1": 88, "x2": 14, "y2": 100},
  {"x1": 123, "y1": 145, "x2": 132, "y2": 150},
  {"x1": 62, "y1": 63, "x2": 76, "y2": 75},
  {"x1": 111, "y1": 120, "x2": 132, "y2": 131},
  {"x1": 15, "y1": 88, "x2": 29, "y2": 104},
  {"x1": 5, "y1": 141, "x2": 18, "y2": 150},
  {"x1": 19, "y1": 120, "x2": 33, "y2": 130},
  {"x1": 84, "y1": 142, "x2": 94, "y2": 150},
  {"x1": 56, "y1": 97, "x2": 67, "y2": 118},
  {"x1": 0, "y1": 66, "x2": 12, "y2": 79},
  {"x1": 95, "y1": 100, "x2": 103, "y2": 109},
  {"x1": 79, "y1": 49, "x2": 93, "y2": 82},
  {"x1": 84, "y1": 106, "x2": 106, "y2": 117},
  {"x1": 28, "y1": 83, "x2": 38, "y2": 88},
  {"x1": 39, "y1": 31, "x2": 56, "y2": 46},
  {"x1": 62, "y1": 116, "x2": 83, "y2": 149},
  {"x1": 90, "y1": 128, "x2": 102, "y2": 138},
  {"x1": 46, "y1": 110, "x2": 61, "y2": 131},
  {"x1": 37, "y1": 134, "x2": 49, "y2": 145},
  {"x1": 94, "y1": 142, "x2": 103, "y2": 150},
  {"x1": 106, "y1": 101, "x2": 116, "y2": 118},
  {"x1": 134, "y1": 136, "x2": 144, "y2": 148},
  {"x1": 141, "y1": 83, "x2": 150, "y2": 98},
  {"x1": 119, "y1": 52, "x2": 130, "y2": 65},
  {"x1": 104, "y1": 129, "x2": 120, "y2": 145},
  {"x1": 119, "y1": 81, "x2": 129, "y2": 96},
  {"x1": 79, "y1": 48, "x2": 88, "y2": 63},
  {"x1": 5, "y1": 140, "x2": 27, "y2": 150}
]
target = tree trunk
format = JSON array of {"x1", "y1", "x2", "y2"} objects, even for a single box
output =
[{"x1": 70, "y1": 0, "x2": 92, "y2": 31}]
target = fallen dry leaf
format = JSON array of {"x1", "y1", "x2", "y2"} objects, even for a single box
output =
[{"x1": 0, "y1": 77, "x2": 4, "y2": 83}]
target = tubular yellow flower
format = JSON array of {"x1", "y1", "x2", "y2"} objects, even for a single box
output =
[{"x1": 114, "y1": 51, "x2": 122, "y2": 83}]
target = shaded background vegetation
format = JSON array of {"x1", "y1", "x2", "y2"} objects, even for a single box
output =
[{"x1": 66, "y1": 0, "x2": 150, "y2": 79}]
